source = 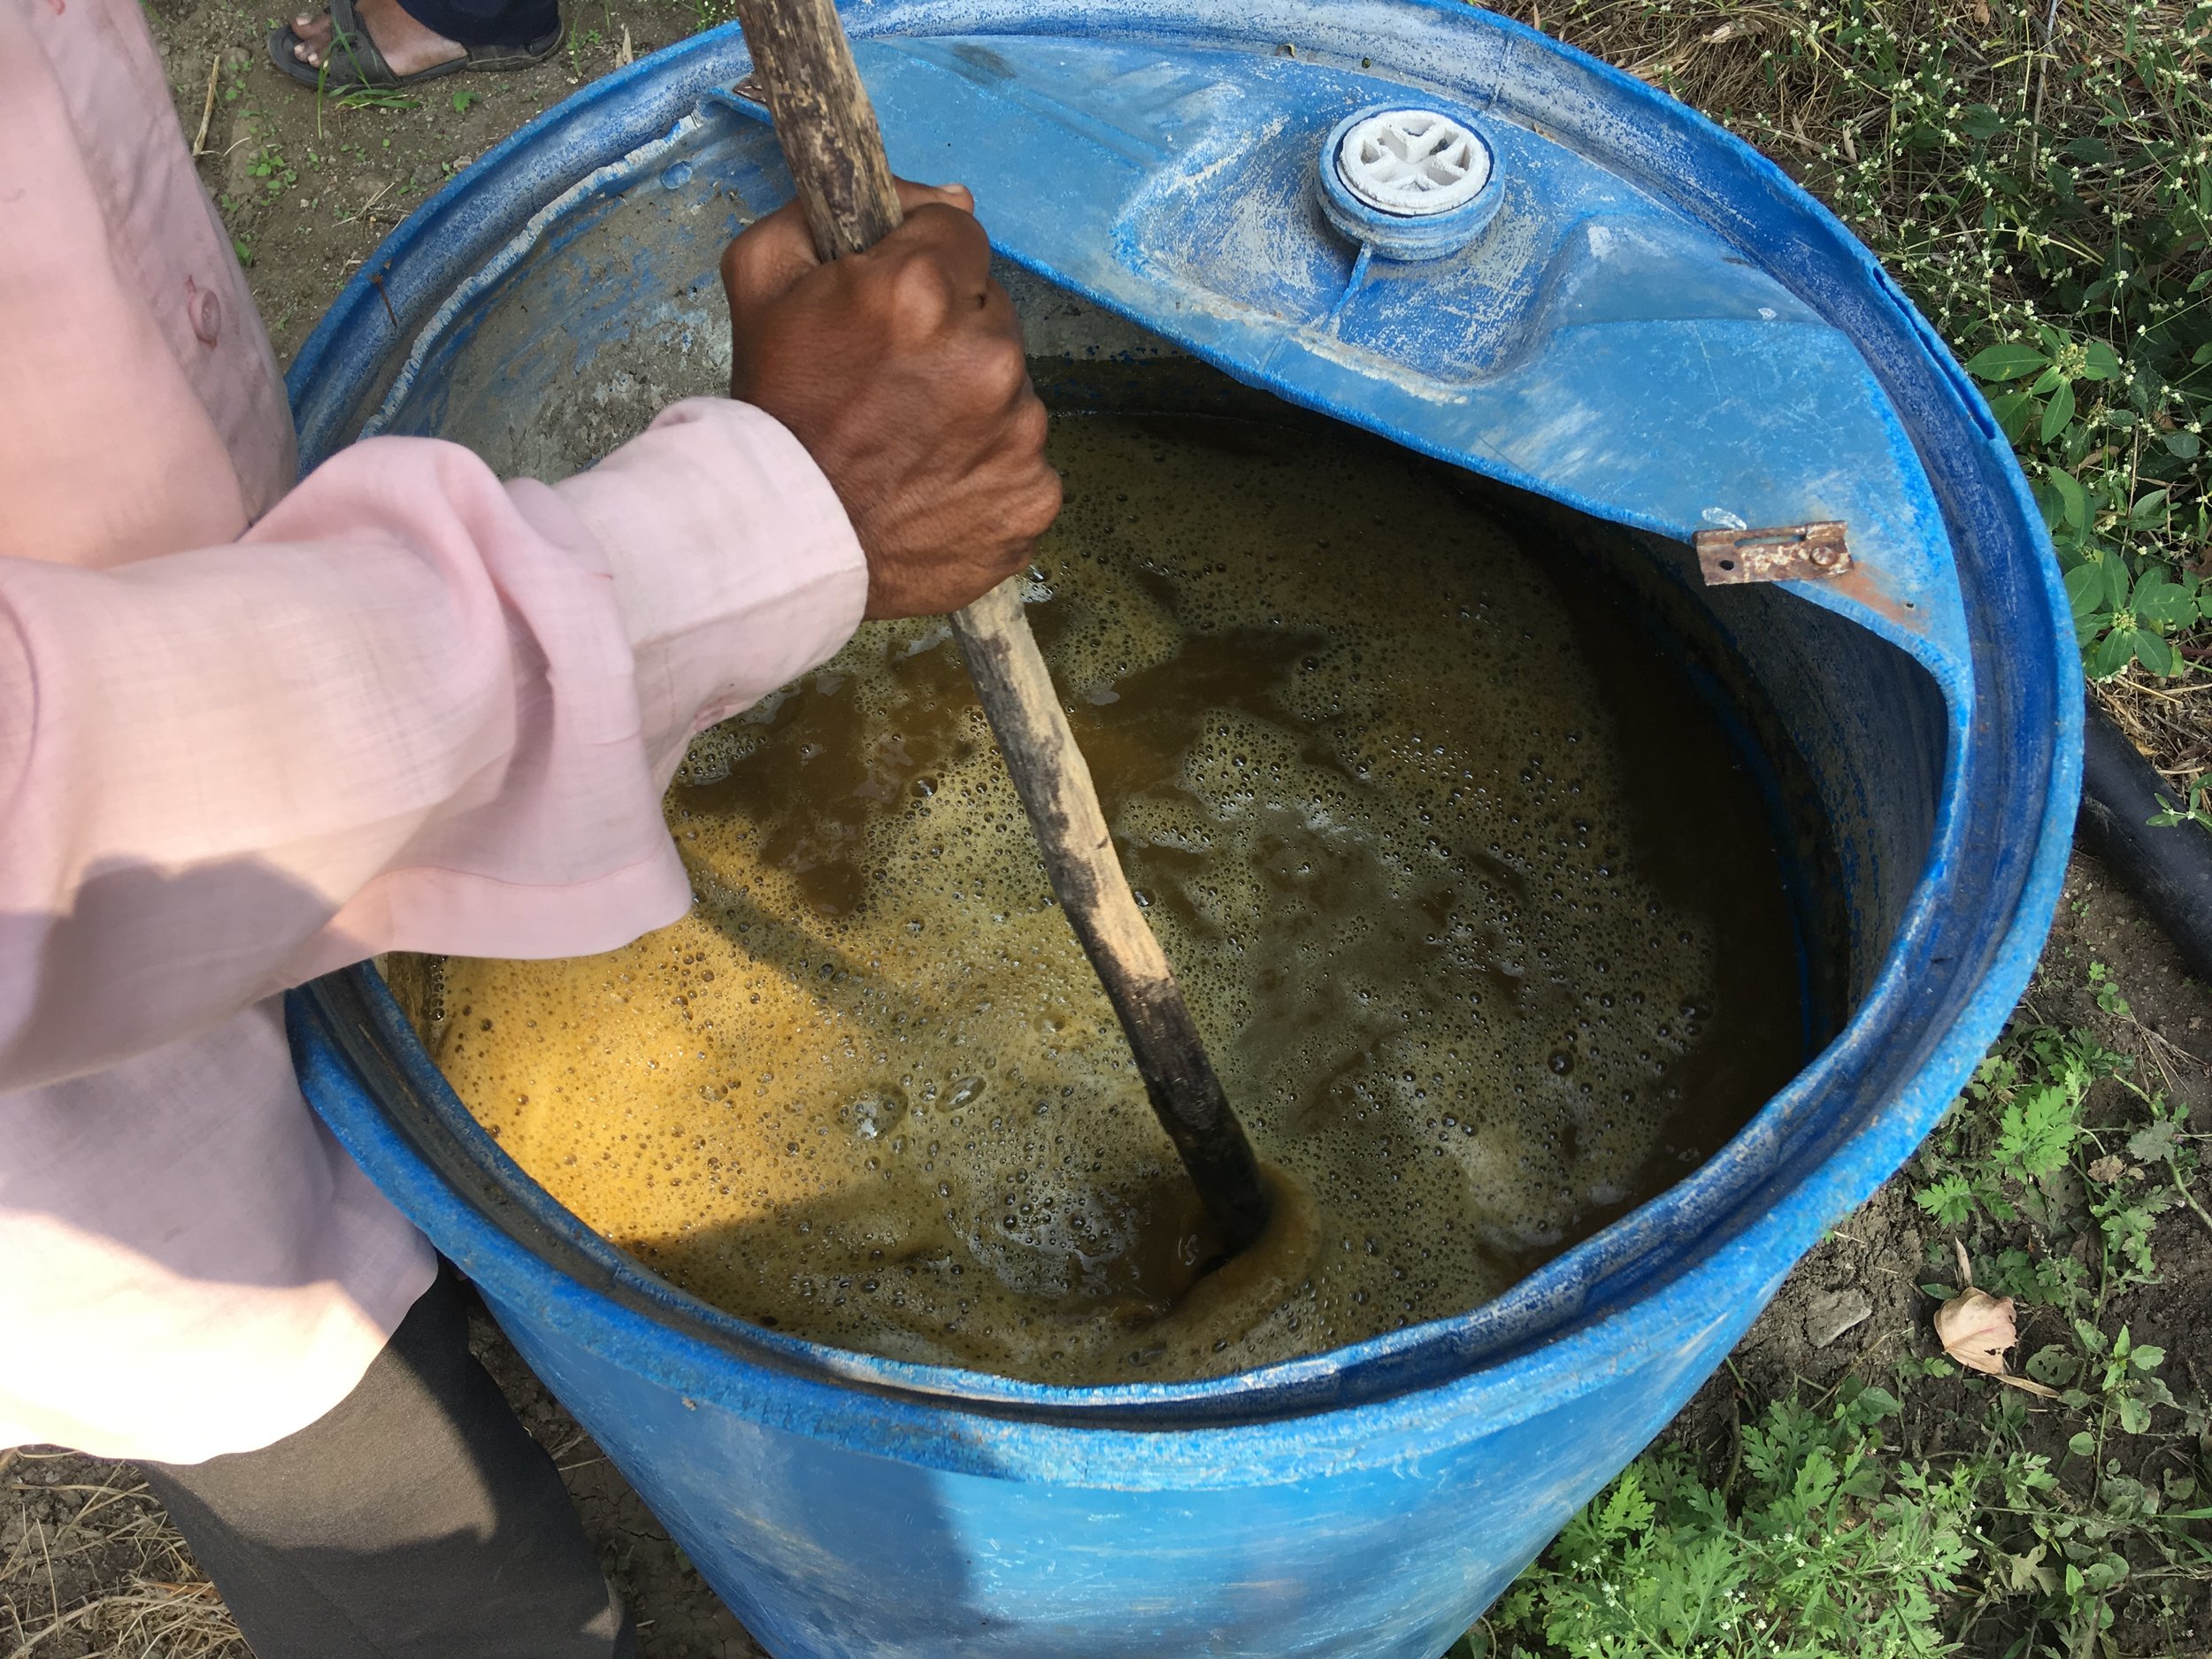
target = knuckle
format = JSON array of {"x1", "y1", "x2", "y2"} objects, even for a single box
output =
[
  {"x1": 910, "y1": 199, "x2": 986, "y2": 244},
  {"x1": 721, "y1": 204, "x2": 818, "y2": 312},
  {"x1": 978, "y1": 342, "x2": 1029, "y2": 406},
  {"x1": 1008, "y1": 393, "x2": 1050, "y2": 452},
  {"x1": 718, "y1": 237, "x2": 757, "y2": 297},
  {"x1": 1023, "y1": 470, "x2": 1064, "y2": 536},
  {"x1": 901, "y1": 204, "x2": 992, "y2": 285},
  {"x1": 885, "y1": 250, "x2": 954, "y2": 332}
]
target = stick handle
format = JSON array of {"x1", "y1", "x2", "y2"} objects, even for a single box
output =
[
  {"x1": 727, "y1": 0, "x2": 900, "y2": 260},
  {"x1": 946, "y1": 586, "x2": 1272, "y2": 1252},
  {"x1": 728, "y1": 0, "x2": 1271, "y2": 1254}
]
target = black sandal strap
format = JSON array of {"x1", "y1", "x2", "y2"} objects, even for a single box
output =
[
  {"x1": 463, "y1": 19, "x2": 564, "y2": 68},
  {"x1": 324, "y1": 0, "x2": 397, "y2": 87}
]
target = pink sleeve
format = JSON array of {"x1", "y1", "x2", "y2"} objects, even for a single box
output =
[{"x1": 0, "y1": 398, "x2": 866, "y2": 1093}]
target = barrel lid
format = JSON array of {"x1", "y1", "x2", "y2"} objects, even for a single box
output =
[
  {"x1": 813, "y1": 12, "x2": 1971, "y2": 702},
  {"x1": 313, "y1": 0, "x2": 1982, "y2": 703}
]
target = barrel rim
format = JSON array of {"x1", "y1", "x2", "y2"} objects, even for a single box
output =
[{"x1": 285, "y1": 0, "x2": 2081, "y2": 1481}]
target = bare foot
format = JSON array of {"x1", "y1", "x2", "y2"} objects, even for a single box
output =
[{"x1": 289, "y1": 0, "x2": 466, "y2": 78}]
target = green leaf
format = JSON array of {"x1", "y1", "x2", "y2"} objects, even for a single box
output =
[
  {"x1": 2070, "y1": 1430, "x2": 2098, "y2": 1457},
  {"x1": 2128, "y1": 1118, "x2": 2178, "y2": 1162},
  {"x1": 2165, "y1": 431, "x2": 2201, "y2": 459},
  {"x1": 1987, "y1": 388, "x2": 2037, "y2": 444},
  {"x1": 2131, "y1": 628, "x2": 2177, "y2": 676},
  {"x1": 1849, "y1": 1384, "x2": 1902, "y2": 1422},
  {"x1": 2118, "y1": 1394, "x2": 2153, "y2": 1434},
  {"x1": 1997, "y1": 1082, "x2": 2082, "y2": 1177},
  {"x1": 2134, "y1": 583, "x2": 2194, "y2": 629},
  {"x1": 2131, "y1": 1344, "x2": 2167, "y2": 1371},
  {"x1": 2193, "y1": 342, "x2": 2212, "y2": 365},
  {"x1": 2027, "y1": 1344, "x2": 2080, "y2": 1386},
  {"x1": 2090, "y1": 627, "x2": 2138, "y2": 678},
  {"x1": 2131, "y1": 487, "x2": 2172, "y2": 526},
  {"x1": 2081, "y1": 341, "x2": 2124, "y2": 381},
  {"x1": 1915, "y1": 1176, "x2": 1975, "y2": 1225},
  {"x1": 1592, "y1": 1467, "x2": 1655, "y2": 1539},
  {"x1": 2049, "y1": 467, "x2": 2089, "y2": 532},
  {"x1": 2100, "y1": 555, "x2": 2133, "y2": 613},
  {"x1": 451, "y1": 89, "x2": 478, "y2": 112},
  {"x1": 1962, "y1": 342, "x2": 2051, "y2": 382},
  {"x1": 2041, "y1": 379, "x2": 2078, "y2": 444},
  {"x1": 2065, "y1": 561, "x2": 2109, "y2": 619}
]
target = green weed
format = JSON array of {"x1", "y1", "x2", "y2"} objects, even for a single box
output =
[
  {"x1": 333, "y1": 88, "x2": 421, "y2": 111},
  {"x1": 2147, "y1": 776, "x2": 2212, "y2": 833},
  {"x1": 246, "y1": 141, "x2": 297, "y2": 202},
  {"x1": 1772, "y1": 0, "x2": 2212, "y2": 682},
  {"x1": 1488, "y1": 964, "x2": 2212, "y2": 1656},
  {"x1": 1491, "y1": 1384, "x2": 1974, "y2": 1658}
]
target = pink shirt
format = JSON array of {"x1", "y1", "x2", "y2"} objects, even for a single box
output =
[{"x1": 1, "y1": 0, "x2": 868, "y2": 1461}]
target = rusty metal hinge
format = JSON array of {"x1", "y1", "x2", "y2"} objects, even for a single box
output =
[{"x1": 1694, "y1": 520, "x2": 1852, "y2": 586}]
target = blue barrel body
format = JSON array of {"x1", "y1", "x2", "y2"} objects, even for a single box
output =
[{"x1": 285, "y1": 4, "x2": 2081, "y2": 1655}]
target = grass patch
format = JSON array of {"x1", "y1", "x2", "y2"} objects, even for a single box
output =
[
  {"x1": 1492, "y1": 1384, "x2": 1978, "y2": 1656},
  {"x1": 0, "y1": 1450, "x2": 246, "y2": 1659}
]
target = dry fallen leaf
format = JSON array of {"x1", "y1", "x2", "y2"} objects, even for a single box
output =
[
  {"x1": 1935, "y1": 1240, "x2": 2061, "y2": 1397},
  {"x1": 1972, "y1": 0, "x2": 1992, "y2": 25},
  {"x1": 2088, "y1": 1153, "x2": 2127, "y2": 1184},
  {"x1": 1936, "y1": 1286, "x2": 2019, "y2": 1373}
]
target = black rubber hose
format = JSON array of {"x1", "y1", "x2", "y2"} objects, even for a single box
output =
[{"x1": 2076, "y1": 695, "x2": 2212, "y2": 986}]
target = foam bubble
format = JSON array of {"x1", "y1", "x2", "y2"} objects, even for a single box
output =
[{"x1": 418, "y1": 413, "x2": 1802, "y2": 1384}]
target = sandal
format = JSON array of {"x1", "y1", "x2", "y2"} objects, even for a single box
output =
[{"x1": 266, "y1": 0, "x2": 562, "y2": 90}]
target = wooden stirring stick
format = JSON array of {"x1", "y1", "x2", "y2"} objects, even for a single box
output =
[{"x1": 725, "y1": 0, "x2": 1272, "y2": 1256}]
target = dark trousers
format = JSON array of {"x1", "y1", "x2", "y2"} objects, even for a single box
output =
[
  {"x1": 389, "y1": 0, "x2": 560, "y2": 50},
  {"x1": 143, "y1": 1270, "x2": 634, "y2": 1659}
]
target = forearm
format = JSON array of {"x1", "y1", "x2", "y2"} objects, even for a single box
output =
[{"x1": 0, "y1": 400, "x2": 864, "y2": 1091}]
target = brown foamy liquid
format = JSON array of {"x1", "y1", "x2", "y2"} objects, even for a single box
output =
[{"x1": 408, "y1": 412, "x2": 1806, "y2": 1384}]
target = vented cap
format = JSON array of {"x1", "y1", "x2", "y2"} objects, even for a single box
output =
[{"x1": 1334, "y1": 109, "x2": 1492, "y2": 217}]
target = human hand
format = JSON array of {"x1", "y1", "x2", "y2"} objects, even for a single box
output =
[{"x1": 720, "y1": 180, "x2": 1062, "y2": 620}]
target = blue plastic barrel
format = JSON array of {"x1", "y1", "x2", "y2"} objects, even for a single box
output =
[{"x1": 284, "y1": 4, "x2": 2081, "y2": 1654}]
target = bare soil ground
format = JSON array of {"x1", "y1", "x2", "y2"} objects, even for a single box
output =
[
  {"x1": 4, "y1": 7, "x2": 2208, "y2": 1657},
  {"x1": 1688, "y1": 847, "x2": 2212, "y2": 1423},
  {"x1": 1666, "y1": 850, "x2": 2212, "y2": 1657}
]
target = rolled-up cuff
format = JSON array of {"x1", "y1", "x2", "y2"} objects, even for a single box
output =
[{"x1": 546, "y1": 398, "x2": 869, "y2": 778}]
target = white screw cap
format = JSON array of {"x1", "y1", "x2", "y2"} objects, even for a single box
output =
[{"x1": 1334, "y1": 109, "x2": 1492, "y2": 217}]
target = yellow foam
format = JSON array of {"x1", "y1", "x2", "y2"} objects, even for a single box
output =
[{"x1": 416, "y1": 413, "x2": 1801, "y2": 1383}]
